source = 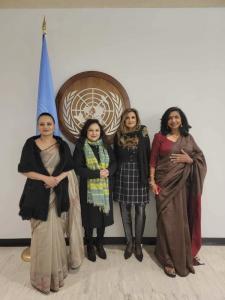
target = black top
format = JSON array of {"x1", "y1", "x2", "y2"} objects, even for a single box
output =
[
  {"x1": 114, "y1": 145, "x2": 138, "y2": 163},
  {"x1": 90, "y1": 144, "x2": 100, "y2": 162},
  {"x1": 18, "y1": 136, "x2": 74, "y2": 221},
  {"x1": 114, "y1": 125, "x2": 151, "y2": 186}
]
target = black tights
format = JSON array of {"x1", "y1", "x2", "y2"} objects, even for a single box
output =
[
  {"x1": 85, "y1": 226, "x2": 105, "y2": 246},
  {"x1": 120, "y1": 203, "x2": 146, "y2": 245}
]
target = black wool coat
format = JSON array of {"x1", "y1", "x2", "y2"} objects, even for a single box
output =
[
  {"x1": 73, "y1": 140, "x2": 117, "y2": 229},
  {"x1": 18, "y1": 136, "x2": 74, "y2": 221}
]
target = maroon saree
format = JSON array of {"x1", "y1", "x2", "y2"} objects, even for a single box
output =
[{"x1": 151, "y1": 133, "x2": 206, "y2": 276}]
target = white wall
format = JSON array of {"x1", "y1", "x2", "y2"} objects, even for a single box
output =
[{"x1": 0, "y1": 8, "x2": 224, "y2": 238}]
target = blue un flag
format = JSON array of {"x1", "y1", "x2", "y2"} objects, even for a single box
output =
[{"x1": 36, "y1": 33, "x2": 60, "y2": 136}]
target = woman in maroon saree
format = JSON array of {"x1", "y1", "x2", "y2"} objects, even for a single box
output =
[{"x1": 150, "y1": 107, "x2": 206, "y2": 277}]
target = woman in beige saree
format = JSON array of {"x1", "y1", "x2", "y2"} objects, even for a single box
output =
[
  {"x1": 150, "y1": 107, "x2": 206, "y2": 277},
  {"x1": 18, "y1": 113, "x2": 84, "y2": 293}
]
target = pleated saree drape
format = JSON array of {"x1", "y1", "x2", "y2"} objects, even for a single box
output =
[
  {"x1": 155, "y1": 135, "x2": 206, "y2": 276},
  {"x1": 30, "y1": 145, "x2": 84, "y2": 293}
]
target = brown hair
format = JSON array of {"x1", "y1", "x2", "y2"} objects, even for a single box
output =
[{"x1": 118, "y1": 108, "x2": 141, "y2": 135}]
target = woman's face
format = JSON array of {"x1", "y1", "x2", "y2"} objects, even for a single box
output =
[
  {"x1": 38, "y1": 115, "x2": 55, "y2": 137},
  {"x1": 167, "y1": 111, "x2": 182, "y2": 131},
  {"x1": 124, "y1": 111, "x2": 137, "y2": 130},
  {"x1": 87, "y1": 123, "x2": 101, "y2": 142}
]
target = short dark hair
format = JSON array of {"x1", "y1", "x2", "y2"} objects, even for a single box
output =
[
  {"x1": 160, "y1": 107, "x2": 191, "y2": 136},
  {"x1": 79, "y1": 119, "x2": 107, "y2": 144},
  {"x1": 37, "y1": 112, "x2": 55, "y2": 123}
]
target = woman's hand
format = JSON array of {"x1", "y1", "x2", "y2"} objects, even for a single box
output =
[
  {"x1": 170, "y1": 149, "x2": 193, "y2": 164},
  {"x1": 100, "y1": 169, "x2": 109, "y2": 178},
  {"x1": 44, "y1": 172, "x2": 69, "y2": 189},
  {"x1": 55, "y1": 173, "x2": 65, "y2": 185},
  {"x1": 44, "y1": 176, "x2": 58, "y2": 188},
  {"x1": 149, "y1": 180, "x2": 160, "y2": 195}
]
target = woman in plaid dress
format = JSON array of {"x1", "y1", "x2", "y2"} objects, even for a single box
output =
[{"x1": 114, "y1": 108, "x2": 150, "y2": 261}]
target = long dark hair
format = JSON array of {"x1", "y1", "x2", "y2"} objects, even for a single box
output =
[
  {"x1": 78, "y1": 119, "x2": 107, "y2": 144},
  {"x1": 160, "y1": 107, "x2": 191, "y2": 136}
]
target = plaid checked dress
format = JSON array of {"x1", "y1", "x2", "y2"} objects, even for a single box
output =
[{"x1": 114, "y1": 127, "x2": 150, "y2": 205}]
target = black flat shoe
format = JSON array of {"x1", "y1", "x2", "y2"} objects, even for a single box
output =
[
  {"x1": 96, "y1": 243, "x2": 107, "y2": 259},
  {"x1": 164, "y1": 266, "x2": 176, "y2": 278},
  {"x1": 134, "y1": 244, "x2": 143, "y2": 262},
  {"x1": 87, "y1": 245, "x2": 96, "y2": 262},
  {"x1": 124, "y1": 242, "x2": 133, "y2": 259}
]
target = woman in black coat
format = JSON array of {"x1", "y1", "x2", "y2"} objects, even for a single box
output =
[{"x1": 73, "y1": 119, "x2": 117, "y2": 262}]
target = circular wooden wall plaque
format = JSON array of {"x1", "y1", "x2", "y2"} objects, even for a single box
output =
[{"x1": 56, "y1": 71, "x2": 130, "y2": 142}]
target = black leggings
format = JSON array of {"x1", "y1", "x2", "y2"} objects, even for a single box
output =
[{"x1": 120, "y1": 203, "x2": 146, "y2": 244}]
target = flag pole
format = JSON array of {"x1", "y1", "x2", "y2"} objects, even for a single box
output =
[{"x1": 21, "y1": 17, "x2": 48, "y2": 263}]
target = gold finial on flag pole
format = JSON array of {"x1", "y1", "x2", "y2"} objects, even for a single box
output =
[{"x1": 42, "y1": 16, "x2": 47, "y2": 35}]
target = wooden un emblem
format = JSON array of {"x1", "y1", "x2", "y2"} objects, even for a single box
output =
[{"x1": 56, "y1": 71, "x2": 130, "y2": 142}]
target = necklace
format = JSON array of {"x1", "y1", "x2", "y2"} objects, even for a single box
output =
[{"x1": 167, "y1": 132, "x2": 180, "y2": 142}]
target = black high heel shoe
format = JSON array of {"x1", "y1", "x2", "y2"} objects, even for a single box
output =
[
  {"x1": 134, "y1": 243, "x2": 143, "y2": 262},
  {"x1": 124, "y1": 242, "x2": 133, "y2": 259}
]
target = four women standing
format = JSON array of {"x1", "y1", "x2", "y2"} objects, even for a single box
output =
[{"x1": 18, "y1": 107, "x2": 207, "y2": 294}]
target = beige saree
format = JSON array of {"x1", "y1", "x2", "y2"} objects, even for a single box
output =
[{"x1": 30, "y1": 145, "x2": 84, "y2": 293}]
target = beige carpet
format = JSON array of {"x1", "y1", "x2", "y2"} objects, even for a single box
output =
[{"x1": 0, "y1": 246, "x2": 225, "y2": 300}]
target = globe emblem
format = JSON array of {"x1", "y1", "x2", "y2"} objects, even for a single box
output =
[{"x1": 63, "y1": 87, "x2": 123, "y2": 138}]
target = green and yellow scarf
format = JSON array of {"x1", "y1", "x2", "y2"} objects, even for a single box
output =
[{"x1": 84, "y1": 139, "x2": 110, "y2": 214}]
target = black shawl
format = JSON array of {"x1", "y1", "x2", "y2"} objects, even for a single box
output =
[{"x1": 18, "y1": 136, "x2": 74, "y2": 221}]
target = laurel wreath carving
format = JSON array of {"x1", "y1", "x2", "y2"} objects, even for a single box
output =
[
  {"x1": 105, "y1": 92, "x2": 123, "y2": 135},
  {"x1": 63, "y1": 91, "x2": 80, "y2": 136},
  {"x1": 63, "y1": 90, "x2": 123, "y2": 137}
]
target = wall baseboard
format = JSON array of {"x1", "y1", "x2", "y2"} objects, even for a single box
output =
[{"x1": 0, "y1": 237, "x2": 225, "y2": 247}]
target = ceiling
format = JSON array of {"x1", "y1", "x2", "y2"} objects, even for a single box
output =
[{"x1": 1, "y1": 0, "x2": 225, "y2": 8}]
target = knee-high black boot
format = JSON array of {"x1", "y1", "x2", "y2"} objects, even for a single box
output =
[
  {"x1": 134, "y1": 204, "x2": 146, "y2": 262},
  {"x1": 120, "y1": 203, "x2": 133, "y2": 259}
]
